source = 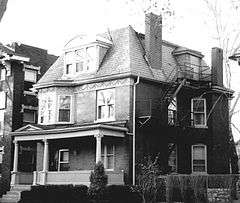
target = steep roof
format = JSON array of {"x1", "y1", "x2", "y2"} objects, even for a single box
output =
[{"x1": 36, "y1": 26, "x2": 204, "y2": 87}]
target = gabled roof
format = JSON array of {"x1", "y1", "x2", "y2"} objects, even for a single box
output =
[{"x1": 36, "y1": 26, "x2": 205, "y2": 88}]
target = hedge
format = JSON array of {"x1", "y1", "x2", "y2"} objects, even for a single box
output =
[{"x1": 18, "y1": 184, "x2": 143, "y2": 203}]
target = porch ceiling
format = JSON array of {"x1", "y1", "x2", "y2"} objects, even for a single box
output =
[{"x1": 12, "y1": 124, "x2": 128, "y2": 141}]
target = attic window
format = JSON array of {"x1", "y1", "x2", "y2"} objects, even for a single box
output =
[{"x1": 65, "y1": 46, "x2": 95, "y2": 75}]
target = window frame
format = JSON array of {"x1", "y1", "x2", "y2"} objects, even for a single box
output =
[
  {"x1": 0, "y1": 110, "x2": 4, "y2": 136},
  {"x1": 191, "y1": 98, "x2": 207, "y2": 128},
  {"x1": 168, "y1": 143, "x2": 177, "y2": 173},
  {"x1": 191, "y1": 144, "x2": 207, "y2": 174},
  {"x1": 0, "y1": 146, "x2": 4, "y2": 176},
  {"x1": 57, "y1": 95, "x2": 72, "y2": 124},
  {"x1": 96, "y1": 88, "x2": 115, "y2": 122},
  {"x1": 101, "y1": 144, "x2": 115, "y2": 171},
  {"x1": 0, "y1": 68, "x2": 6, "y2": 81},
  {"x1": 0, "y1": 91, "x2": 6, "y2": 110},
  {"x1": 39, "y1": 96, "x2": 54, "y2": 125},
  {"x1": 58, "y1": 149, "x2": 69, "y2": 171},
  {"x1": 23, "y1": 109, "x2": 36, "y2": 123},
  {"x1": 24, "y1": 68, "x2": 37, "y2": 83}
]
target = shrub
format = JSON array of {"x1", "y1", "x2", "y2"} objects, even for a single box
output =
[
  {"x1": 18, "y1": 184, "x2": 89, "y2": 203},
  {"x1": 105, "y1": 185, "x2": 143, "y2": 203},
  {"x1": 88, "y1": 161, "x2": 108, "y2": 201}
]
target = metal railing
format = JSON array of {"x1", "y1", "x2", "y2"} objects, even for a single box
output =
[{"x1": 177, "y1": 62, "x2": 212, "y2": 82}]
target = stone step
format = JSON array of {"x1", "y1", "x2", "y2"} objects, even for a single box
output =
[
  {"x1": 0, "y1": 196, "x2": 19, "y2": 203},
  {"x1": 11, "y1": 185, "x2": 31, "y2": 191}
]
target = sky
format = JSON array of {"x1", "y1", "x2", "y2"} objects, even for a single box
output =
[{"x1": 1, "y1": 0, "x2": 240, "y2": 140}]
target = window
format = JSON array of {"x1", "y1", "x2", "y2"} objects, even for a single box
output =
[
  {"x1": 23, "y1": 109, "x2": 35, "y2": 123},
  {"x1": 0, "y1": 147, "x2": 4, "y2": 175},
  {"x1": 24, "y1": 69, "x2": 37, "y2": 83},
  {"x1": 58, "y1": 149, "x2": 69, "y2": 171},
  {"x1": 97, "y1": 89, "x2": 115, "y2": 121},
  {"x1": 0, "y1": 91, "x2": 6, "y2": 109},
  {"x1": 101, "y1": 144, "x2": 114, "y2": 170},
  {"x1": 168, "y1": 143, "x2": 177, "y2": 173},
  {"x1": 191, "y1": 98, "x2": 206, "y2": 127},
  {"x1": 39, "y1": 96, "x2": 53, "y2": 124},
  {"x1": 58, "y1": 95, "x2": 71, "y2": 123},
  {"x1": 0, "y1": 68, "x2": 6, "y2": 81},
  {"x1": 192, "y1": 144, "x2": 207, "y2": 173},
  {"x1": 66, "y1": 64, "x2": 73, "y2": 74},
  {"x1": 0, "y1": 110, "x2": 4, "y2": 136},
  {"x1": 168, "y1": 98, "x2": 177, "y2": 125}
]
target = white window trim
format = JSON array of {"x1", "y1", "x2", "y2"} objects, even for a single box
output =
[
  {"x1": 168, "y1": 144, "x2": 177, "y2": 173},
  {"x1": 23, "y1": 110, "x2": 36, "y2": 123},
  {"x1": 0, "y1": 110, "x2": 4, "y2": 136},
  {"x1": 0, "y1": 68, "x2": 6, "y2": 81},
  {"x1": 58, "y1": 149, "x2": 69, "y2": 171},
  {"x1": 57, "y1": 95, "x2": 73, "y2": 124},
  {"x1": 24, "y1": 68, "x2": 37, "y2": 83},
  {"x1": 64, "y1": 45, "x2": 96, "y2": 76},
  {"x1": 96, "y1": 89, "x2": 115, "y2": 122},
  {"x1": 0, "y1": 146, "x2": 4, "y2": 176},
  {"x1": 0, "y1": 91, "x2": 6, "y2": 110},
  {"x1": 101, "y1": 144, "x2": 115, "y2": 171},
  {"x1": 191, "y1": 144, "x2": 207, "y2": 174},
  {"x1": 191, "y1": 98, "x2": 207, "y2": 128}
]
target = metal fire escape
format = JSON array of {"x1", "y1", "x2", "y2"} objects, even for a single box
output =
[{"x1": 136, "y1": 61, "x2": 212, "y2": 127}]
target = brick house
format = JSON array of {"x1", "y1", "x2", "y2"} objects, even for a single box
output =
[
  {"x1": 0, "y1": 43, "x2": 57, "y2": 194},
  {"x1": 8, "y1": 13, "x2": 234, "y2": 187}
]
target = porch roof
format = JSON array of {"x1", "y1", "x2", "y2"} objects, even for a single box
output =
[{"x1": 11, "y1": 123, "x2": 128, "y2": 141}]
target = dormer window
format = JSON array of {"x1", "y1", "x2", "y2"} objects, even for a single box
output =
[
  {"x1": 64, "y1": 46, "x2": 95, "y2": 75},
  {"x1": 63, "y1": 34, "x2": 112, "y2": 78}
]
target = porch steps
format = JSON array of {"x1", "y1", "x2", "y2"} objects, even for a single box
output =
[{"x1": 0, "y1": 185, "x2": 31, "y2": 203}]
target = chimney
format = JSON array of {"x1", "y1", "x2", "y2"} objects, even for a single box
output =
[
  {"x1": 211, "y1": 47, "x2": 223, "y2": 86},
  {"x1": 145, "y1": 13, "x2": 162, "y2": 70}
]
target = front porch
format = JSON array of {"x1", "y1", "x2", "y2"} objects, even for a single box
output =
[{"x1": 10, "y1": 124, "x2": 128, "y2": 186}]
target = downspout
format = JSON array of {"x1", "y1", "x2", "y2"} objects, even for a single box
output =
[{"x1": 133, "y1": 76, "x2": 140, "y2": 185}]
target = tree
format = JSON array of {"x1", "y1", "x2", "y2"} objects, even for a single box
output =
[{"x1": 203, "y1": 0, "x2": 240, "y2": 173}]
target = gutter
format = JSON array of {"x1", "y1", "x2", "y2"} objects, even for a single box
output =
[{"x1": 133, "y1": 76, "x2": 140, "y2": 185}]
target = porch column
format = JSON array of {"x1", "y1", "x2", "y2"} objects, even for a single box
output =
[
  {"x1": 41, "y1": 139, "x2": 49, "y2": 185},
  {"x1": 13, "y1": 141, "x2": 19, "y2": 172},
  {"x1": 94, "y1": 134, "x2": 103, "y2": 163},
  {"x1": 43, "y1": 139, "x2": 49, "y2": 172},
  {"x1": 11, "y1": 141, "x2": 19, "y2": 185}
]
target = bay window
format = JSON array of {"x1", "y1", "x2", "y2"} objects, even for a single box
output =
[
  {"x1": 39, "y1": 96, "x2": 53, "y2": 124},
  {"x1": 58, "y1": 95, "x2": 71, "y2": 123},
  {"x1": 192, "y1": 144, "x2": 207, "y2": 173},
  {"x1": 101, "y1": 144, "x2": 114, "y2": 170},
  {"x1": 97, "y1": 89, "x2": 115, "y2": 121},
  {"x1": 191, "y1": 98, "x2": 206, "y2": 127}
]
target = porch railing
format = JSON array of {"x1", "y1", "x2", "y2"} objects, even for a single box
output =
[{"x1": 12, "y1": 170, "x2": 124, "y2": 186}]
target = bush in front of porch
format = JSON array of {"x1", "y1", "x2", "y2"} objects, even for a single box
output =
[
  {"x1": 18, "y1": 184, "x2": 90, "y2": 203},
  {"x1": 88, "y1": 161, "x2": 108, "y2": 201}
]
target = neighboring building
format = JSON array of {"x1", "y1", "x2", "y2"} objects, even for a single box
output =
[
  {"x1": 8, "y1": 13, "x2": 233, "y2": 188},
  {"x1": 0, "y1": 43, "x2": 57, "y2": 194}
]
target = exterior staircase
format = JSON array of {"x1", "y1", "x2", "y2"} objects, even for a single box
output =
[{"x1": 0, "y1": 185, "x2": 31, "y2": 203}]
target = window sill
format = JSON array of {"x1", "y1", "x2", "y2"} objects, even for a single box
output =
[
  {"x1": 94, "y1": 118, "x2": 115, "y2": 123},
  {"x1": 105, "y1": 169, "x2": 114, "y2": 172},
  {"x1": 191, "y1": 172, "x2": 208, "y2": 175},
  {"x1": 191, "y1": 125, "x2": 208, "y2": 129}
]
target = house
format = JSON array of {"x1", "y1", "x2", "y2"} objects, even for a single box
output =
[
  {"x1": 8, "y1": 13, "x2": 234, "y2": 188},
  {"x1": 0, "y1": 43, "x2": 57, "y2": 194}
]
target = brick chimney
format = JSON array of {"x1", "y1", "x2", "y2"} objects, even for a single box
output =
[
  {"x1": 145, "y1": 13, "x2": 162, "y2": 70},
  {"x1": 211, "y1": 47, "x2": 223, "y2": 86}
]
